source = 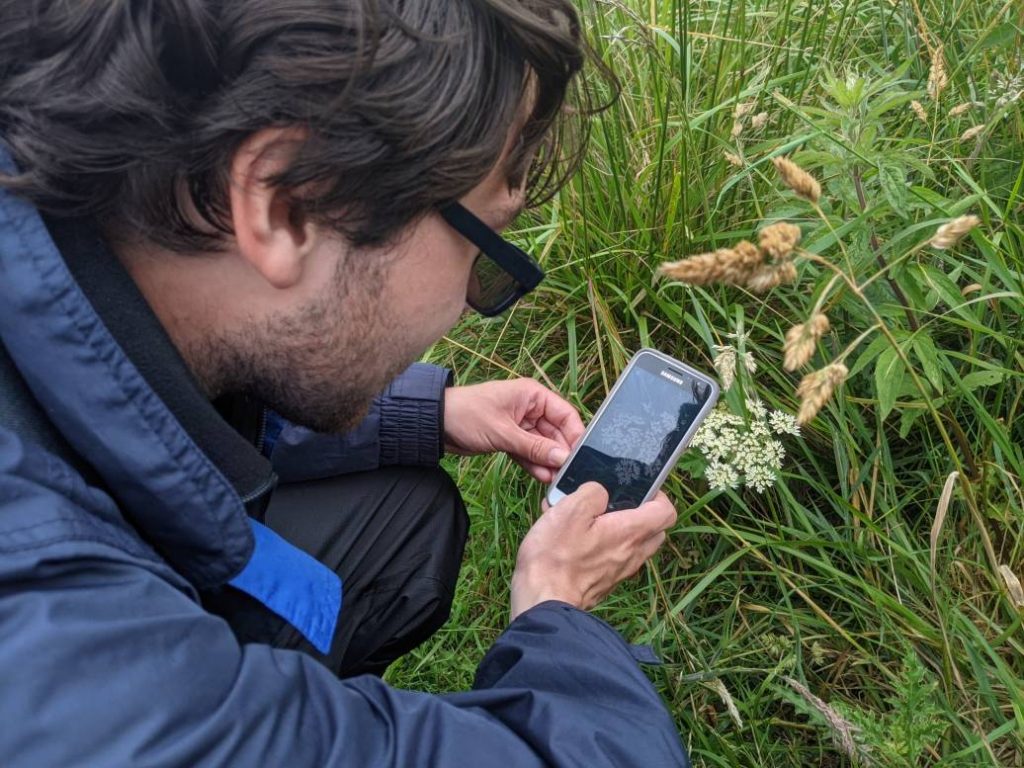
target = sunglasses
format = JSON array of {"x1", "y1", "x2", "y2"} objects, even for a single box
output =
[{"x1": 439, "y1": 202, "x2": 545, "y2": 317}]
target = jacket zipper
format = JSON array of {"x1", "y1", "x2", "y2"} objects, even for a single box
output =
[
  {"x1": 254, "y1": 406, "x2": 268, "y2": 455},
  {"x1": 240, "y1": 472, "x2": 277, "y2": 506}
]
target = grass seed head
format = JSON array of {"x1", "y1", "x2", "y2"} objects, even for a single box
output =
[
  {"x1": 948, "y1": 102, "x2": 974, "y2": 117},
  {"x1": 911, "y1": 100, "x2": 928, "y2": 123},
  {"x1": 659, "y1": 221, "x2": 803, "y2": 293},
  {"x1": 750, "y1": 111, "x2": 769, "y2": 130},
  {"x1": 772, "y1": 156, "x2": 821, "y2": 204},
  {"x1": 734, "y1": 100, "x2": 754, "y2": 119},
  {"x1": 998, "y1": 565, "x2": 1024, "y2": 609},
  {"x1": 927, "y1": 44, "x2": 948, "y2": 101},
  {"x1": 960, "y1": 124, "x2": 985, "y2": 142},
  {"x1": 712, "y1": 345, "x2": 738, "y2": 390},
  {"x1": 796, "y1": 362, "x2": 848, "y2": 425},
  {"x1": 746, "y1": 261, "x2": 798, "y2": 293},
  {"x1": 783, "y1": 314, "x2": 830, "y2": 371},
  {"x1": 930, "y1": 215, "x2": 980, "y2": 249},
  {"x1": 731, "y1": 120, "x2": 744, "y2": 139},
  {"x1": 758, "y1": 222, "x2": 802, "y2": 260},
  {"x1": 658, "y1": 240, "x2": 763, "y2": 286},
  {"x1": 784, "y1": 677, "x2": 868, "y2": 765},
  {"x1": 724, "y1": 151, "x2": 743, "y2": 167}
]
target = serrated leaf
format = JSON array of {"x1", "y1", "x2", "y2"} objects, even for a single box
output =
[
  {"x1": 916, "y1": 265, "x2": 974, "y2": 321},
  {"x1": 875, "y1": 347, "x2": 906, "y2": 420},
  {"x1": 878, "y1": 163, "x2": 909, "y2": 218},
  {"x1": 898, "y1": 268, "x2": 939, "y2": 313},
  {"x1": 849, "y1": 333, "x2": 891, "y2": 378},
  {"x1": 960, "y1": 370, "x2": 1005, "y2": 392},
  {"x1": 899, "y1": 408, "x2": 925, "y2": 439},
  {"x1": 912, "y1": 335, "x2": 944, "y2": 395}
]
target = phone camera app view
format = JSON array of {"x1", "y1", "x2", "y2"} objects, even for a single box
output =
[{"x1": 557, "y1": 367, "x2": 713, "y2": 511}]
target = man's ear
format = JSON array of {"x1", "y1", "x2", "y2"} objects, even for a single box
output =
[{"x1": 228, "y1": 127, "x2": 317, "y2": 289}]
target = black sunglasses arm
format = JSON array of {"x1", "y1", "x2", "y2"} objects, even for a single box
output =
[{"x1": 439, "y1": 203, "x2": 544, "y2": 290}]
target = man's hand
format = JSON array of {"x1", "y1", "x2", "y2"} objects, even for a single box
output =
[
  {"x1": 444, "y1": 379, "x2": 585, "y2": 483},
  {"x1": 510, "y1": 483, "x2": 678, "y2": 620}
]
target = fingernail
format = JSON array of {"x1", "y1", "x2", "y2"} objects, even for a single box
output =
[{"x1": 549, "y1": 447, "x2": 569, "y2": 465}]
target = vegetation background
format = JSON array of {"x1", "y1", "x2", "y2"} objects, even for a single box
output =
[{"x1": 386, "y1": 1, "x2": 1024, "y2": 764}]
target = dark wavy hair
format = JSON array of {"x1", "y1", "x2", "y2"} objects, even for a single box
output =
[{"x1": 0, "y1": 0, "x2": 606, "y2": 251}]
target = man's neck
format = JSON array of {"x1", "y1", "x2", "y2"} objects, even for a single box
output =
[{"x1": 109, "y1": 235, "x2": 245, "y2": 400}]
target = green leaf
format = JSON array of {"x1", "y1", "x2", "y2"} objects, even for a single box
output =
[
  {"x1": 978, "y1": 22, "x2": 1018, "y2": 52},
  {"x1": 960, "y1": 370, "x2": 1005, "y2": 392},
  {"x1": 912, "y1": 335, "x2": 944, "y2": 395},
  {"x1": 897, "y1": 267, "x2": 939, "y2": 313},
  {"x1": 915, "y1": 265, "x2": 974, "y2": 321},
  {"x1": 899, "y1": 408, "x2": 925, "y2": 439},
  {"x1": 849, "y1": 333, "x2": 891, "y2": 378},
  {"x1": 878, "y1": 162, "x2": 909, "y2": 218},
  {"x1": 875, "y1": 347, "x2": 906, "y2": 420}
]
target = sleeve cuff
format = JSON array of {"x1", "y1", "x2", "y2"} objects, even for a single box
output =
[{"x1": 378, "y1": 363, "x2": 453, "y2": 467}]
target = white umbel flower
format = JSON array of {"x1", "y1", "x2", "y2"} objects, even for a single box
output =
[
  {"x1": 769, "y1": 411, "x2": 801, "y2": 436},
  {"x1": 691, "y1": 404, "x2": 800, "y2": 493}
]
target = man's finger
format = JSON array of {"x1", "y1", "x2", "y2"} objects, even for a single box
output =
[
  {"x1": 557, "y1": 482, "x2": 609, "y2": 520},
  {"x1": 509, "y1": 428, "x2": 569, "y2": 468},
  {"x1": 534, "y1": 418, "x2": 573, "y2": 450},
  {"x1": 639, "y1": 530, "x2": 667, "y2": 561},
  {"x1": 513, "y1": 458, "x2": 555, "y2": 484},
  {"x1": 602, "y1": 494, "x2": 677, "y2": 538},
  {"x1": 537, "y1": 390, "x2": 586, "y2": 446}
]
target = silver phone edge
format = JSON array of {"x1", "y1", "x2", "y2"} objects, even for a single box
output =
[{"x1": 545, "y1": 347, "x2": 721, "y2": 508}]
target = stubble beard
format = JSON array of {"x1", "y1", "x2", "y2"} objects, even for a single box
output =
[{"x1": 202, "y1": 258, "x2": 416, "y2": 434}]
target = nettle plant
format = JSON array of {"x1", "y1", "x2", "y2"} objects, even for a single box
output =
[{"x1": 660, "y1": 55, "x2": 1005, "y2": 495}]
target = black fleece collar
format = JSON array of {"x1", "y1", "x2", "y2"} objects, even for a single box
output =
[{"x1": 46, "y1": 215, "x2": 275, "y2": 505}]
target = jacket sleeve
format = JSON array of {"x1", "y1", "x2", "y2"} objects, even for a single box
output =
[
  {"x1": 3, "y1": 546, "x2": 689, "y2": 767},
  {"x1": 268, "y1": 362, "x2": 452, "y2": 482}
]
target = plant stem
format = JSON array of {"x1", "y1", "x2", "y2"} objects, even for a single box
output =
[{"x1": 851, "y1": 167, "x2": 920, "y2": 332}]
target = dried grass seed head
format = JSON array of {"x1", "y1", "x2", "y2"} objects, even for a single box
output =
[
  {"x1": 746, "y1": 261, "x2": 798, "y2": 293},
  {"x1": 911, "y1": 100, "x2": 928, "y2": 123},
  {"x1": 960, "y1": 124, "x2": 985, "y2": 142},
  {"x1": 927, "y1": 44, "x2": 949, "y2": 101},
  {"x1": 784, "y1": 677, "x2": 867, "y2": 764},
  {"x1": 758, "y1": 222, "x2": 802, "y2": 260},
  {"x1": 930, "y1": 214, "x2": 980, "y2": 249},
  {"x1": 772, "y1": 156, "x2": 821, "y2": 204},
  {"x1": 712, "y1": 345, "x2": 738, "y2": 390},
  {"x1": 783, "y1": 313, "x2": 830, "y2": 371},
  {"x1": 796, "y1": 362, "x2": 848, "y2": 425},
  {"x1": 734, "y1": 101, "x2": 754, "y2": 119},
  {"x1": 658, "y1": 240, "x2": 764, "y2": 286}
]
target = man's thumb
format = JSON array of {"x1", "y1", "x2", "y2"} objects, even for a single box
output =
[{"x1": 516, "y1": 431, "x2": 569, "y2": 467}]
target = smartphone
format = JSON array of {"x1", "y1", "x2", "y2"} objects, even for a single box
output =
[{"x1": 547, "y1": 348, "x2": 720, "y2": 512}]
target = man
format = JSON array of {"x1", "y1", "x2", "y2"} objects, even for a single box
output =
[{"x1": 0, "y1": 1, "x2": 688, "y2": 765}]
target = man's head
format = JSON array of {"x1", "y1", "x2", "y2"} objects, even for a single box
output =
[{"x1": 0, "y1": 0, "x2": 599, "y2": 432}]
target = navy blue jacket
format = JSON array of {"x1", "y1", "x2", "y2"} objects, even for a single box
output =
[{"x1": 0, "y1": 148, "x2": 689, "y2": 766}]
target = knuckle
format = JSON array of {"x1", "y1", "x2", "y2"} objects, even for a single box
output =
[
  {"x1": 650, "y1": 497, "x2": 678, "y2": 528},
  {"x1": 529, "y1": 439, "x2": 548, "y2": 464},
  {"x1": 663, "y1": 506, "x2": 679, "y2": 529}
]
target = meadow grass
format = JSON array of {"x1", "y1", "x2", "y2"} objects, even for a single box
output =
[{"x1": 386, "y1": 1, "x2": 1024, "y2": 764}]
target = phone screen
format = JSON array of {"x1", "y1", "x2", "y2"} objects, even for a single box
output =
[{"x1": 555, "y1": 361, "x2": 714, "y2": 511}]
